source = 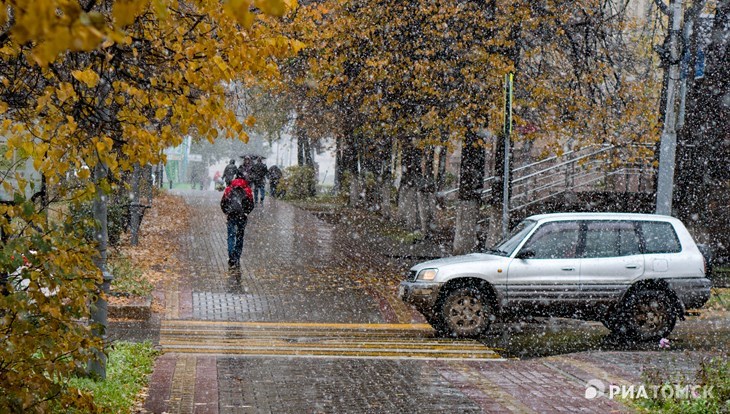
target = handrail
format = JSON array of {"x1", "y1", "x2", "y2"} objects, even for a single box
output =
[
  {"x1": 511, "y1": 168, "x2": 643, "y2": 202},
  {"x1": 512, "y1": 147, "x2": 614, "y2": 184},
  {"x1": 437, "y1": 143, "x2": 654, "y2": 203},
  {"x1": 510, "y1": 168, "x2": 654, "y2": 211}
]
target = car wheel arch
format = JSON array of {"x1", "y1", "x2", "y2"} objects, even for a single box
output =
[
  {"x1": 436, "y1": 277, "x2": 501, "y2": 315},
  {"x1": 614, "y1": 279, "x2": 685, "y2": 320}
]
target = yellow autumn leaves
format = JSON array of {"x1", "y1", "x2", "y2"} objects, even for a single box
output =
[
  {"x1": 72, "y1": 69, "x2": 100, "y2": 88},
  {"x1": 1, "y1": 2, "x2": 306, "y2": 409},
  {"x1": 1, "y1": 0, "x2": 303, "y2": 189}
]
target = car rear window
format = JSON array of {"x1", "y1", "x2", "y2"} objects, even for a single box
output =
[
  {"x1": 639, "y1": 221, "x2": 681, "y2": 253},
  {"x1": 583, "y1": 221, "x2": 641, "y2": 258}
]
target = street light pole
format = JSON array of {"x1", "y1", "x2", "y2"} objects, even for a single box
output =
[
  {"x1": 502, "y1": 73, "x2": 513, "y2": 236},
  {"x1": 655, "y1": 0, "x2": 684, "y2": 216}
]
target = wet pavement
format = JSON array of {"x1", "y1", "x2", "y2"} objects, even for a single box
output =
[{"x1": 118, "y1": 189, "x2": 727, "y2": 413}]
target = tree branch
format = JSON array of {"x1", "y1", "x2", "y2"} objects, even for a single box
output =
[
  {"x1": 654, "y1": 0, "x2": 671, "y2": 16},
  {"x1": 82, "y1": 0, "x2": 98, "y2": 13}
]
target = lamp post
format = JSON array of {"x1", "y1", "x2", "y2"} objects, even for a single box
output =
[
  {"x1": 502, "y1": 72, "x2": 513, "y2": 236},
  {"x1": 655, "y1": 0, "x2": 684, "y2": 216}
]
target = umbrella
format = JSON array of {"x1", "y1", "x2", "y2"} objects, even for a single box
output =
[{"x1": 239, "y1": 154, "x2": 266, "y2": 161}]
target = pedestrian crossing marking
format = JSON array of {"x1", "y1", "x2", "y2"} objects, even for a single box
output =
[{"x1": 159, "y1": 320, "x2": 504, "y2": 361}]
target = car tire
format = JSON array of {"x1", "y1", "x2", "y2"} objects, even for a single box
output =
[
  {"x1": 438, "y1": 286, "x2": 492, "y2": 338},
  {"x1": 424, "y1": 314, "x2": 448, "y2": 337},
  {"x1": 610, "y1": 289, "x2": 677, "y2": 342}
]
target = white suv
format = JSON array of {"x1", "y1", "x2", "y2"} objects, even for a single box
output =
[{"x1": 398, "y1": 213, "x2": 711, "y2": 341}]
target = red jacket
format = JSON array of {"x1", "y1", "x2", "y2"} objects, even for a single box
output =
[
  {"x1": 223, "y1": 178, "x2": 253, "y2": 200},
  {"x1": 221, "y1": 178, "x2": 254, "y2": 217}
]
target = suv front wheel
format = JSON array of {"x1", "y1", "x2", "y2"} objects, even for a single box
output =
[
  {"x1": 609, "y1": 289, "x2": 678, "y2": 342},
  {"x1": 437, "y1": 286, "x2": 492, "y2": 338}
]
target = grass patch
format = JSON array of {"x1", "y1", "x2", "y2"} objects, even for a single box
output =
[
  {"x1": 288, "y1": 194, "x2": 345, "y2": 211},
  {"x1": 479, "y1": 323, "x2": 608, "y2": 358},
  {"x1": 711, "y1": 267, "x2": 730, "y2": 288},
  {"x1": 291, "y1": 196, "x2": 415, "y2": 240},
  {"x1": 633, "y1": 356, "x2": 729, "y2": 413},
  {"x1": 108, "y1": 254, "x2": 153, "y2": 297},
  {"x1": 62, "y1": 341, "x2": 159, "y2": 413},
  {"x1": 705, "y1": 288, "x2": 730, "y2": 312}
]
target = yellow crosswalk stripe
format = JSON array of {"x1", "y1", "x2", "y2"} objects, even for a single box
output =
[
  {"x1": 163, "y1": 320, "x2": 434, "y2": 330},
  {"x1": 159, "y1": 320, "x2": 504, "y2": 360}
]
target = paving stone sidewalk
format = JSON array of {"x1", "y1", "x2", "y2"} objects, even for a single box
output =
[{"x1": 117, "y1": 190, "x2": 727, "y2": 414}]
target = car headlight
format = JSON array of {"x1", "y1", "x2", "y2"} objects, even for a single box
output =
[{"x1": 417, "y1": 268, "x2": 438, "y2": 281}]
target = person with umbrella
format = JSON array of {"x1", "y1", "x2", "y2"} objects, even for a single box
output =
[
  {"x1": 223, "y1": 159, "x2": 238, "y2": 186},
  {"x1": 250, "y1": 157, "x2": 269, "y2": 206},
  {"x1": 268, "y1": 165, "x2": 282, "y2": 198}
]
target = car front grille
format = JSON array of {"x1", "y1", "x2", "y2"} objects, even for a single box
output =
[{"x1": 406, "y1": 270, "x2": 418, "y2": 282}]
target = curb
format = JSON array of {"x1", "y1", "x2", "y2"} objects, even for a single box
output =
[{"x1": 109, "y1": 295, "x2": 153, "y2": 320}]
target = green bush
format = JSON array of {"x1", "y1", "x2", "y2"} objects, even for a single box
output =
[
  {"x1": 282, "y1": 165, "x2": 316, "y2": 200},
  {"x1": 337, "y1": 170, "x2": 354, "y2": 201},
  {"x1": 68, "y1": 198, "x2": 130, "y2": 246},
  {"x1": 58, "y1": 341, "x2": 160, "y2": 414},
  {"x1": 108, "y1": 255, "x2": 153, "y2": 297},
  {"x1": 634, "y1": 357, "x2": 730, "y2": 413},
  {"x1": 1, "y1": 197, "x2": 103, "y2": 413},
  {"x1": 441, "y1": 171, "x2": 457, "y2": 189}
]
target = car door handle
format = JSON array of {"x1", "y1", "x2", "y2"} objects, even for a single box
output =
[
  {"x1": 625, "y1": 265, "x2": 639, "y2": 269},
  {"x1": 561, "y1": 267, "x2": 575, "y2": 271}
]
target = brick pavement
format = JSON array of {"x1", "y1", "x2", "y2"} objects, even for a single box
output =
[{"x1": 135, "y1": 190, "x2": 725, "y2": 414}]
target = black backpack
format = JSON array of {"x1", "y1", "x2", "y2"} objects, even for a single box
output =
[{"x1": 224, "y1": 186, "x2": 254, "y2": 216}]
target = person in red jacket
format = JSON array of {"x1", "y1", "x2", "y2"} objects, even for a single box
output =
[{"x1": 220, "y1": 172, "x2": 254, "y2": 268}]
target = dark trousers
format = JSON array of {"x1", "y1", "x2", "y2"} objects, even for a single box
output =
[
  {"x1": 253, "y1": 184, "x2": 265, "y2": 204},
  {"x1": 270, "y1": 179, "x2": 280, "y2": 197},
  {"x1": 226, "y1": 216, "x2": 247, "y2": 265}
]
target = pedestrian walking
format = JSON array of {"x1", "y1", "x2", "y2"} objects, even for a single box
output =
[
  {"x1": 223, "y1": 159, "x2": 238, "y2": 186},
  {"x1": 268, "y1": 165, "x2": 282, "y2": 198},
  {"x1": 220, "y1": 171, "x2": 254, "y2": 268},
  {"x1": 213, "y1": 170, "x2": 224, "y2": 191},
  {"x1": 250, "y1": 158, "x2": 268, "y2": 205},
  {"x1": 238, "y1": 156, "x2": 253, "y2": 182},
  {"x1": 190, "y1": 162, "x2": 206, "y2": 190}
]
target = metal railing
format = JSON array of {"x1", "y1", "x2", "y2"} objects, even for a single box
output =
[{"x1": 438, "y1": 143, "x2": 655, "y2": 213}]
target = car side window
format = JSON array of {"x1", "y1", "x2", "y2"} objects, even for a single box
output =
[
  {"x1": 639, "y1": 221, "x2": 681, "y2": 253},
  {"x1": 522, "y1": 221, "x2": 580, "y2": 259},
  {"x1": 583, "y1": 221, "x2": 641, "y2": 258}
]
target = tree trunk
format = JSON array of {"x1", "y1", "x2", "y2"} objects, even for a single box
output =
[
  {"x1": 296, "y1": 121, "x2": 314, "y2": 168},
  {"x1": 349, "y1": 175, "x2": 360, "y2": 206},
  {"x1": 304, "y1": 136, "x2": 314, "y2": 168},
  {"x1": 418, "y1": 146, "x2": 436, "y2": 236},
  {"x1": 129, "y1": 164, "x2": 142, "y2": 246},
  {"x1": 379, "y1": 138, "x2": 393, "y2": 218},
  {"x1": 453, "y1": 199, "x2": 480, "y2": 255},
  {"x1": 342, "y1": 130, "x2": 360, "y2": 206},
  {"x1": 381, "y1": 179, "x2": 391, "y2": 218},
  {"x1": 484, "y1": 204, "x2": 502, "y2": 247},
  {"x1": 296, "y1": 121, "x2": 304, "y2": 166},
  {"x1": 675, "y1": 0, "x2": 730, "y2": 223},
  {"x1": 334, "y1": 136, "x2": 343, "y2": 193},
  {"x1": 398, "y1": 139, "x2": 421, "y2": 230},
  {"x1": 89, "y1": 163, "x2": 110, "y2": 378},
  {"x1": 437, "y1": 145, "x2": 448, "y2": 191},
  {"x1": 453, "y1": 127, "x2": 486, "y2": 255}
]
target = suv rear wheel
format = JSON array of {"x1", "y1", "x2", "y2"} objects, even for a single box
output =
[
  {"x1": 438, "y1": 286, "x2": 492, "y2": 338},
  {"x1": 609, "y1": 289, "x2": 677, "y2": 342}
]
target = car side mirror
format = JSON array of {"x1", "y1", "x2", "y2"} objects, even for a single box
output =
[{"x1": 516, "y1": 248, "x2": 535, "y2": 260}]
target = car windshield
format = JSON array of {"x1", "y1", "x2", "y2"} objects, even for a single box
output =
[{"x1": 487, "y1": 220, "x2": 537, "y2": 256}]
